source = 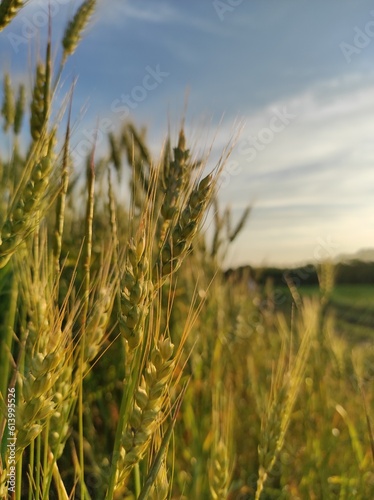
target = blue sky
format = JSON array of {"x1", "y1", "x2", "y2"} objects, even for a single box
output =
[{"x1": 2, "y1": 0, "x2": 374, "y2": 267}]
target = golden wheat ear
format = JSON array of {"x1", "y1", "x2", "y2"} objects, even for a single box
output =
[
  {"x1": 0, "y1": 0, "x2": 23, "y2": 32},
  {"x1": 62, "y1": 0, "x2": 96, "y2": 61}
]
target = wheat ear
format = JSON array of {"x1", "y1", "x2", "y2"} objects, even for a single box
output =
[
  {"x1": 62, "y1": 0, "x2": 96, "y2": 60},
  {"x1": 0, "y1": 0, "x2": 23, "y2": 32}
]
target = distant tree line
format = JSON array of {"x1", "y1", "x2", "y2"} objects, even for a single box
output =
[{"x1": 225, "y1": 260, "x2": 374, "y2": 286}]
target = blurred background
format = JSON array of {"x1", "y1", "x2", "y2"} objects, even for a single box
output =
[{"x1": 2, "y1": 0, "x2": 374, "y2": 267}]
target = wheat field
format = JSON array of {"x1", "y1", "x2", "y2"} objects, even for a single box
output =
[{"x1": 0, "y1": 3, "x2": 373, "y2": 499}]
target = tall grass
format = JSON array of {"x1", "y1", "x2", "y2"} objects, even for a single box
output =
[{"x1": 0, "y1": 4, "x2": 373, "y2": 499}]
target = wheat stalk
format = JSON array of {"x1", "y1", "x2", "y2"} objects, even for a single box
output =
[{"x1": 115, "y1": 338, "x2": 174, "y2": 488}]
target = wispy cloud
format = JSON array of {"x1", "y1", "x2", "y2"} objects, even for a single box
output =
[
  {"x1": 99, "y1": 0, "x2": 177, "y2": 24},
  {"x1": 218, "y1": 74, "x2": 374, "y2": 265},
  {"x1": 97, "y1": 0, "x2": 227, "y2": 37}
]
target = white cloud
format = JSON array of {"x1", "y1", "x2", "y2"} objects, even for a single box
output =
[{"x1": 219, "y1": 73, "x2": 374, "y2": 265}]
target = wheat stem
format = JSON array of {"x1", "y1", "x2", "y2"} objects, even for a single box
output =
[
  {"x1": 138, "y1": 386, "x2": 185, "y2": 500},
  {"x1": 78, "y1": 150, "x2": 95, "y2": 500},
  {"x1": 54, "y1": 98, "x2": 72, "y2": 276}
]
